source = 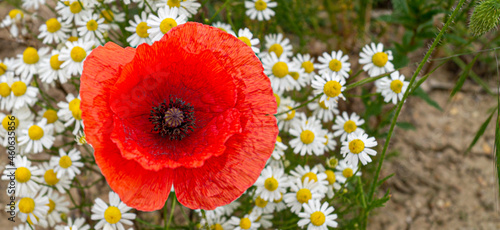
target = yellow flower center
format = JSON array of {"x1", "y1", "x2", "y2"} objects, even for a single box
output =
[
  {"x1": 310, "y1": 211, "x2": 326, "y2": 226},
  {"x1": 15, "y1": 167, "x2": 31, "y2": 183},
  {"x1": 0, "y1": 62, "x2": 7, "y2": 75},
  {"x1": 2, "y1": 115, "x2": 19, "y2": 130},
  {"x1": 23, "y1": 47, "x2": 39, "y2": 65},
  {"x1": 343, "y1": 120, "x2": 357, "y2": 133},
  {"x1": 70, "y1": 46, "x2": 87, "y2": 62},
  {"x1": 27, "y1": 215, "x2": 39, "y2": 225},
  {"x1": 69, "y1": 98, "x2": 81, "y2": 112},
  {"x1": 254, "y1": 0, "x2": 267, "y2": 11},
  {"x1": 167, "y1": 0, "x2": 181, "y2": 7},
  {"x1": 238, "y1": 36, "x2": 252, "y2": 47},
  {"x1": 19, "y1": 197, "x2": 35, "y2": 214},
  {"x1": 318, "y1": 99, "x2": 328, "y2": 110},
  {"x1": 239, "y1": 217, "x2": 251, "y2": 229},
  {"x1": 46, "y1": 18, "x2": 61, "y2": 33},
  {"x1": 301, "y1": 172, "x2": 318, "y2": 183},
  {"x1": 11, "y1": 81, "x2": 27, "y2": 96},
  {"x1": 68, "y1": 36, "x2": 78, "y2": 42},
  {"x1": 300, "y1": 130, "x2": 315, "y2": 144},
  {"x1": 160, "y1": 18, "x2": 177, "y2": 34},
  {"x1": 296, "y1": 188, "x2": 312, "y2": 204},
  {"x1": 104, "y1": 206, "x2": 122, "y2": 224},
  {"x1": 28, "y1": 125, "x2": 44, "y2": 140},
  {"x1": 136, "y1": 22, "x2": 150, "y2": 38},
  {"x1": 69, "y1": 1, "x2": 82, "y2": 14},
  {"x1": 342, "y1": 168, "x2": 353, "y2": 178},
  {"x1": 284, "y1": 106, "x2": 295, "y2": 120},
  {"x1": 329, "y1": 59, "x2": 342, "y2": 72},
  {"x1": 372, "y1": 52, "x2": 388, "y2": 67},
  {"x1": 323, "y1": 80, "x2": 342, "y2": 98},
  {"x1": 328, "y1": 157, "x2": 338, "y2": 168},
  {"x1": 47, "y1": 199, "x2": 56, "y2": 214},
  {"x1": 273, "y1": 193, "x2": 283, "y2": 203},
  {"x1": 59, "y1": 155, "x2": 73, "y2": 168},
  {"x1": 43, "y1": 109, "x2": 59, "y2": 124},
  {"x1": 264, "y1": 177, "x2": 279, "y2": 191},
  {"x1": 390, "y1": 79, "x2": 403, "y2": 94},
  {"x1": 325, "y1": 170, "x2": 336, "y2": 185},
  {"x1": 100, "y1": 10, "x2": 114, "y2": 23},
  {"x1": 50, "y1": 54, "x2": 64, "y2": 70},
  {"x1": 9, "y1": 9, "x2": 24, "y2": 19},
  {"x1": 276, "y1": 135, "x2": 282, "y2": 143},
  {"x1": 86, "y1": 19, "x2": 98, "y2": 31},
  {"x1": 72, "y1": 109, "x2": 82, "y2": 120},
  {"x1": 269, "y1": 44, "x2": 284, "y2": 57},
  {"x1": 272, "y1": 61, "x2": 289, "y2": 78},
  {"x1": 0, "y1": 83, "x2": 11, "y2": 97},
  {"x1": 324, "y1": 135, "x2": 329, "y2": 145},
  {"x1": 211, "y1": 224, "x2": 224, "y2": 230},
  {"x1": 44, "y1": 169, "x2": 60, "y2": 186},
  {"x1": 349, "y1": 139, "x2": 365, "y2": 154},
  {"x1": 301, "y1": 61, "x2": 314, "y2": 73},
  {"x1": 255, "y1": 196, "x2": 268, "y2": 208},
  {"x1": 274, "y1": 93, "x2": 280, "y2": 107},
  {"x1": 290, "y1": 71, "x2": 299, "y2": 80}
]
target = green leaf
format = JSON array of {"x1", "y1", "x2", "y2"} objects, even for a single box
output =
[
  {"x1": 376, "y1": 173, "x2": 395, "y2": 187},
  {"x1": 396, "y1": 121, "x2": 416, "y2": 130},
  {"x1": 466, "y1": 109, "x2": 497, "y2": 154},
  {"x1": 451, "y1": 54, "x2": 480, "y2": 97},
  {"x1": 411, "y1": 87, "x2": 443, "y2": 111},
  {"x1": 367, "y1": 189, "x2": 391, "y2": 211}
]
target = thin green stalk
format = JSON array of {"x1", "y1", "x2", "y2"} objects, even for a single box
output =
[
  {"x1": 167, "y1": 197, "x2": 176, "y2": 230},
  {"x1": 367, "y1": 0, "x2": 467, "y2": 202},
  {"x1": 164, "y1": 200, "x2": 168, "y2": 230},
  {"x1": 208, "y1": 0, "x2": 233, "y2": 24}
]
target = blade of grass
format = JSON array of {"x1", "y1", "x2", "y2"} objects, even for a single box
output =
[
  {"x1": 465, "y1": 109, "x2": 497, "y2": 155},
  {"x1": 450, "y1": 54, "x2": 480, "y2": 97}
]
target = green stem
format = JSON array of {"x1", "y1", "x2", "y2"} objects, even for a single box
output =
[
  {"x1": 208, "y1": 0, "x2": 233, "y2": 24},
  {"x1": 167, "y1": 196, "x2": 176, "y2": 230},
  {"x1": 367, "y1": 0, "x2": 467, "y2": 202}
]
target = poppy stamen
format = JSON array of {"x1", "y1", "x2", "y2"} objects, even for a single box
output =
[{"x1": 150, "y1": 97, "x2": 195, "y2": 140}]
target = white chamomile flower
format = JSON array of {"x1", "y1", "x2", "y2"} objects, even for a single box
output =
[
  {"x1": 18, "y1": 119, "x2": 55, "y2": 154},
  {"x1": 212, "y1": 21, "x2": 235, "y2": 35},
  {"x1": 288, "y1": 66, "x2": 308, "y2": 91},
  {"x1": 12, "y1": 46, "x2": 50, "y2": 81},
  {"x1": 133, "y1": 0, "x2": 161, "y2": 13},
  {"x1": 156, "y1": 0, "x2": 201, "y2": 18},
  {"x1": 252, "y1": 196, "x2": 275, "y2": 216},
  {"x1": 324, "y1": 169, "x2": 341, "y2": 199},
  {"x1": 91, "y1": 191, "x2": 137, "y2": 230},
  {"x1": 0, "y1": 110, "x2": 32, "y2": 147},
  {"x1": 254, "y1": 166, "x2": 289, "y2": 201},
  {"x1": 15, "y1": 193, "x2": 49, "y2": 226},
  {"x1": 284, "y1": 178, "x2": 322, "y2": 214},
  {"x1": 9, "y1": 77, "x2": 37, "y2": 110},
  {"x1": 376, "y1": 71, "x2": 409, "y2": 104},
  {"x1": 1, "y1": 9, "x2": 25, "y2": 37},
  {"x1": 311, "y1": 73, "x2": 346, "y2": 110},
  {"x1": 38, "y1": 17, "x2": 70, "y2": 44},
  {"x1": 0, "y1": 57, "x2": 15, "y2": 76},
  {"x1": 289, "y1": 114, "x2": 327, "y2": 156},
  {"x1": 1, "y1": 155, "x2": 43, "y2": 197},
  {"x1": 99, "y1": 7, "x2": 126, "y2": 31},
  {"x1": 323, "y1": 132, "x2": 337, "y2": 152},
  {"x1": 271, "y1": 135, "x2": 287, "y2": 160},
  {"x1": 262, "y1": 52, "x2": 299, "y2": 93},
  {"x1": 200, "y1": 215, "x2": 231, "y2": 230},
  {"x1": 13, "y1": 223, "x2": 31, "y2": 230},
  {"x1": 126, "y1": 12, "x2": 152, "y2": 47},
  {"x1": 38, "y1": 108, "x2": 66, "y2": 133},
  {"x1": 147, "y1": 7, "x2": 187, "y2": 42},
  {"x1": 341, "y1": 132, "x2": 378, "y2": 166},
  {"x1": 276, "y1": 97, "x2": 299, "y2": 131},
  {"x1": 77, "y1": 13, "x2": 110, "y2": 44},
  {"x1": 293, "y1": 53, "x2": 316, "y2": 82},
  {"x1": 22, "y1": 0, "x2": 46, "y2": 10},
  {"x1": 289, "y1": 165, "x2": 328, "y2": 195},
  {"x1": 45, "y1": 191, "x2": 70, "y2": 227},
  {"x1": 38, "y1": 162, "x2": 71, "y2": 195},
  {"x1": 332, "y1": 111, "x2": 365, "y2": 142},
  {"x1": 317, "y1": 50, "x2": 351, "y2": 79},
  {"x1": 298, "y1": 199, "x2": 338, "y2": 229},
  {"x1": 0, "y1": 72, "x2": 15, "y2": 110},
  {"x1": 359, "y1": 42, "x2": 394, "y2": 77},
  {"x1": 75, "y1": 131, "x2": 87, "y2": 145},
  {"x1": 59, "y1": 40, "x2": 94, "y2": 76},
  {"x1": 52, "y1": 148, "x2": 84, "y2": 179},
  {"x1": 335, "y1": 159, "x2": 361, "y2": 184},
  {"x1": 56, "y1": 0, "x2": 91, "y2": 24},
  {"x1": 229, "y1": 213, "x2": 260, "y2": 230},
  {"x1": 307, "y1": 95, "x2": 338, "y2": 123},
  {"x1": 255, "y1": 213, "x2": 273, "y2": 228},
  {"x1": 271, "y1": 192, "x2": 286, "y2": 212},
  {"x1": 57, "y1": 94, "x2": 83, "y2": 135},
  {"x1": 244, "y1": 0, "x2": 277, "y2": 21},
  {"x1": 55, "y1": 217, "x2": 91, "y2": 230},
  {"x1": 236, "y1": 28, "x2": 260, "y2": 53},
  {"x1": 262, "y1": 33, "x2": 292, "y2": 58},
  {"x1": 39, "y1": 50, "x2": 70, "y2": 84}
]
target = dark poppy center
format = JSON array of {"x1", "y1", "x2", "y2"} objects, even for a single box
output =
[{"x1": 149, "y1": 97, "x2": 196, "y2": 140}]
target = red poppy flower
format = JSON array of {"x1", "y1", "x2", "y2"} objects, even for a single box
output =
[{"x1": 80, "y1": 22, "x2": 278, "y2": 211}]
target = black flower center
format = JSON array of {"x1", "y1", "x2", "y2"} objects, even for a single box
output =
[{"x1": 149, "y1": 97, "x2": 195, "y2": 140}]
